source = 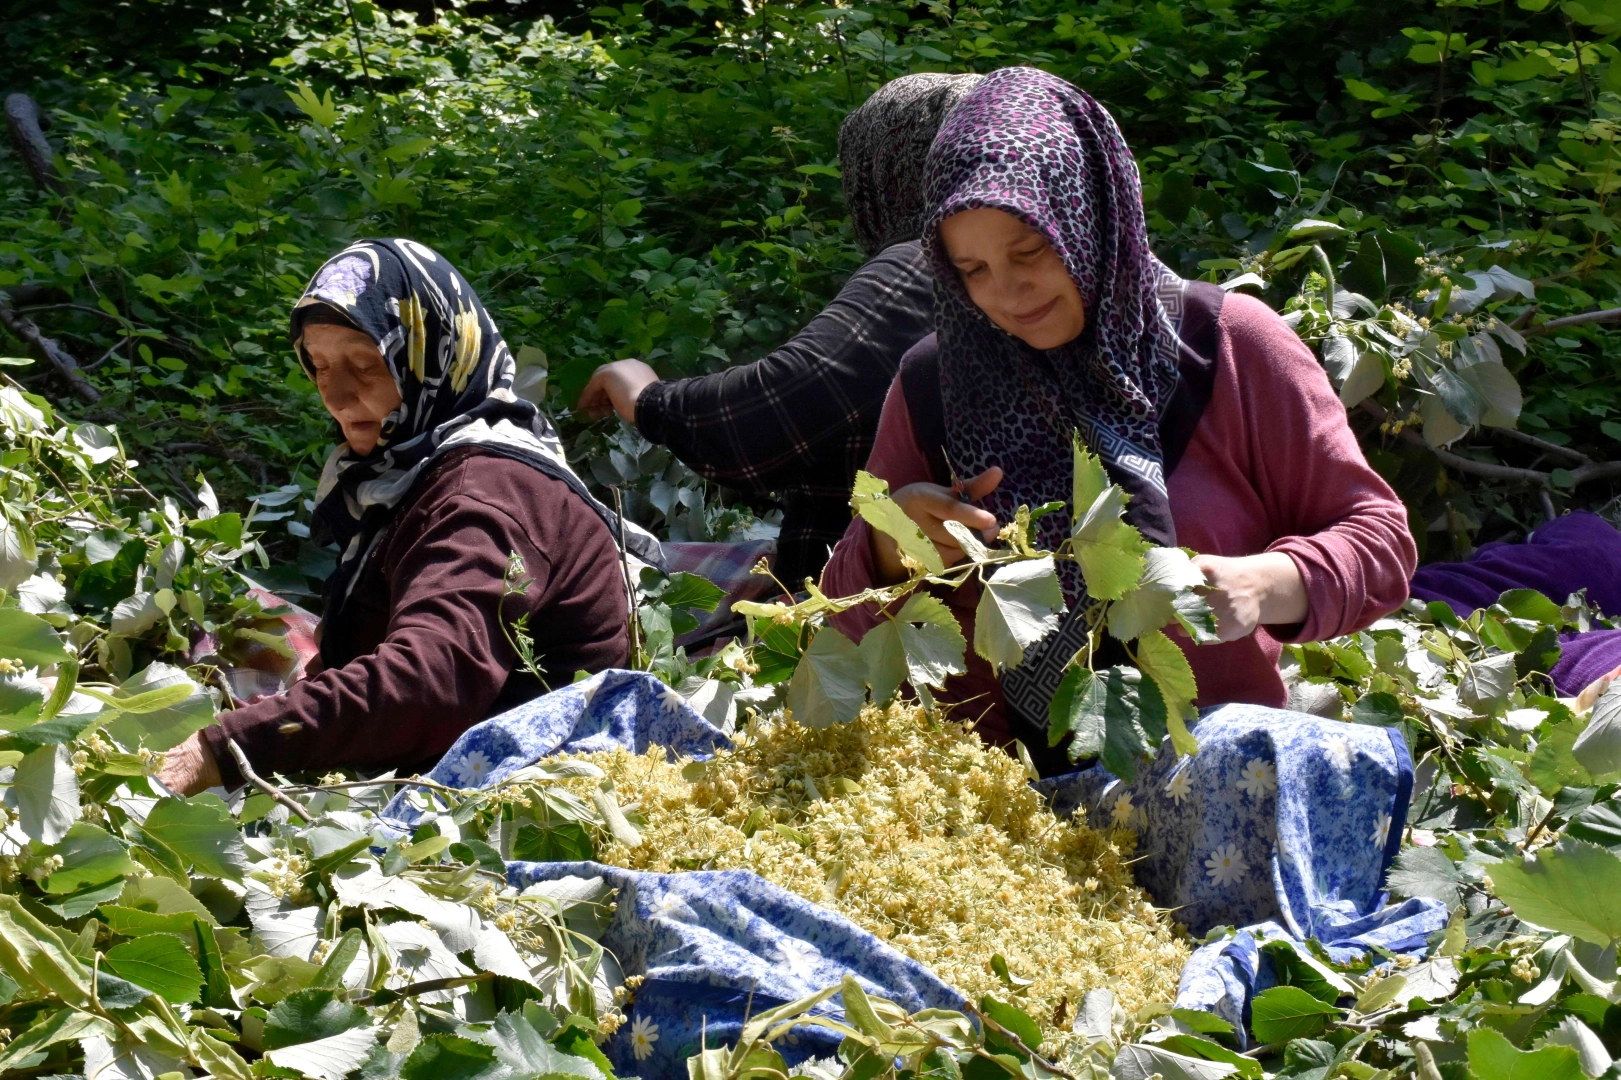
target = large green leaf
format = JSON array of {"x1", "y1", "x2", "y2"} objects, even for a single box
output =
[
  {"x1": 1106, "y1": 546, "x2": 1216, "y2": 643},
  {"x1": 1248, "y1": 985, "x2": 1339, "y2": 1044},
  {"x1": 39, "y1": 822, "x2": 136, "y2": 894},
  {"x1": 973, "y1": 556, "x2": 1064, "y2": 672},
  {"x1": 893, "y1": 593, "x2": 967, "y2": 690},
  {"x1": 851, "y1": 471, "x2": 944, "y2": 576},
  {"x1": 859, "y1": 619, "x2": 908, "y2": 706},
  {"x1": 0, "y1": 608, "x2": 71, "y2": 666},
  {"x1": 14, "y1": 743, "x2": 79, "y2": 845},
  {"x1": 264, "y1": 988, "x2": 371, "y2": 1049},
  {"x1": 101, "y1": 662, "x2": 215, "y2": 752},
  {"x1": 490, "y1": 1009, "x2": 604, "y2": 1080},
  {"x1": 1112, "y1": 1043, "x2": 1240, "y2": 1080},
  {"x1": 1486, "y1": 840, "x2": 1621, "y2": 944},
  {"x1": 1466, "y1": 1027, "x2": 1583, "y2": 1080},
  {"x1": 1134, "y1": 629, "x2": 1199, "y2": 756},
  {"x1": 0, "y1": 895, "x2": 92, "y2": 1007},
  {"x1": 102, "y1": 932, "x2": 203, "y2": 1004},
  {"x1": 1047, "y1": 665, "x2": 1168, "y2": 782},
  {"x1": 1573, "y1": 682, "x2": 1621, "y2": 777},
  {"x1": 787, "y1": 624, "x2": 867, "y2": 728},
  {"x1": 140, "y1": 794, "x2": 247, "y2": 881}
]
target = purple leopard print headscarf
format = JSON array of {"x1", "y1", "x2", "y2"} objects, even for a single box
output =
[{"x1": 923, "y1": 67, "x2": 1187, "y2": 605}]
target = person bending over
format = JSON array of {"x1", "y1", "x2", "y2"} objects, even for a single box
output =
[
  {"x1": 821, "y1": 68, "x2": 1416, "y2": 771},
  {"x1": 577, "y1": 73, "x2": 981, "y2": 584},
  {"x1": 160, "y1": 239, "x2": 631, "y2": 794}
]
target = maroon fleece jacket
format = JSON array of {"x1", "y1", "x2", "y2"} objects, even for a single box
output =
[{"x1": 204, "y1": 447, "x2": 629, "y2": 785}]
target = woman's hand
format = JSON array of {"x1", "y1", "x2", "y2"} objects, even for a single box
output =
[
  {"x1": 577, "y1": 359, "x2": 660, "y2": 424},
  {"x1": 157, "y1": 731, "x2": 223, "y2": 796},
  {"x1": 872, "y1": 467, "x2": 1004, "y2": 583},
  {"x1": 1190, "y1": 552, "x2": 1308, "y2": 642}
]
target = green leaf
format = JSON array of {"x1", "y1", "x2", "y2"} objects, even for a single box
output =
[
  {"x1": 402, "y1": 1034, "x2": 503, "y2": 1080},
  {"x1": 37, "y1": 875, "x2": 127, "y2": 921},
  {"x1": 102, "y1": 932, "x2": 203, "y2": 1003},
  {"x1": 0, "y1": 609, "x2": 71, "y2": 666},
  {"x1": 1248, "y1": 985, "x2": 1339, "y2": 1043},
  {"x1": 1153, "y1": 1035, "x2": 1262, "y2": 1079},
  {"x1": 1530, "y1": 722, "x2": 1595, "y2": 795},
  {"x1": 1574, "y1": 683, "x2": 1621, "y2": 777},
  {"x1": 1135, "y1": 629, "x2": 1198, "y2": 755},
  {"x1": 264, "y1": 988, "x2": 370, "y2": 1049},
  {"x1": 101, "y1": 662, "x2": 215, "y2": 752},
  {"x1": 1350, "y1": 691, "x2": 1405, "y2": 726},
  {"x1": 1498, "y1": 589, "x2": 1564, "y2": 626},
  {"x1": 1106, "y1": 546, "x2": 1213, "y2": 642},
  {"x1": 0, "y1": 894, "x2": 92, "y2": 1007},
  {"x1": 140, "y1": 794, "x2": 246, "y2": 880},
  {"x1": 39, "y1": 822, "x2": 136, "y2": 894},
  {"x1": 14, "y1": 744, "x2": 79, "y2": 845},
  {"x1": 1488, "y1": 840, "x2": 1621, "y2": 944},
  {"x1": 1466, "y1": 1026, "x2": 1583, "y2": 1080},
  {"x1": 1112, "y1": 1043, "x2": 1243, "y2": 1080},
  {"x1": 490, "y1": 1010, "x2": 603, "y2": 1080},
  {"x1": 973, "y1": 557, "x2": 1064, "y2": 672},
  {"x1": 787, "y1": 624, "x2": 868, "y2": 728},
  {"x1": 978, "y1": 994, "x2": 1042, "y2": 1050},
  {"x1": 893, "y1": 593, "x2": 967, "y2": 690},
  {"x1": 859, "y1": 620, "x2": 908, "y2": 706},
  {"x1": 851, "y1": 471, "x2": 944, "y2": 576},
  {"x1": 1048, "y1": 665, "x2": 1167, "y2": 782},
  {"x1": 288, "y1": 83, "x2": 340, "y2": 127},
  {"x1": 1385, "y1": 845, "x2": 1466, "y2": 907},
  {"x1": 1070, "y1": 490, "x2": 1150, "y2": 602},
  {"x1": 0, "y1": 1008, "x2": 115, "y2": 1074},
  {"x1": 72, "y1": 539, "x2": 145, "y2": 610},
  {"x1": 1567, "y1": 802, "x2": 1621, "y2": 850},
  {"x1": 658, "y1": 572, "x2": 724, "y2": 612}
]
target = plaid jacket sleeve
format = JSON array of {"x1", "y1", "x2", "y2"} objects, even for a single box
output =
[{"x1": 635, "y1": 241, "x2": 934, "y2": 500}]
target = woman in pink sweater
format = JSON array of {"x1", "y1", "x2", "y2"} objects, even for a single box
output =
[{"x1": 822, "y1": 68, "x2": 1416, "y2": 770}]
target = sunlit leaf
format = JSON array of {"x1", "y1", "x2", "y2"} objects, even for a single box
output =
[{"x1": 973, "y1": 557, "x2": 1064, "y2": 672}]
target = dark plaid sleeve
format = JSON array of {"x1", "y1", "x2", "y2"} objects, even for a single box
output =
[{"x1": 635, "y1": 241, "x2": 934, "y2": 499}]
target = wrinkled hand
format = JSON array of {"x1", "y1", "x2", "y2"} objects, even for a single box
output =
[
  {"x1": 577, "y1": 359, "x2": 660, "y2": 424},
  {"x1": 157, "y1": 731, "x2": 222, "y2": 796},
  {"x1": 873, "y1": 467, "x2": 1004, "y2": 583},
  {"x1": 1190, "y1": 552, "x2": 1308, "y2": 642}
]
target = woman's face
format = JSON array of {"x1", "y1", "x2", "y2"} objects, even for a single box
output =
[
  {"x1": 302, "y1": 323, "x2": 402, "y2": 455},
  {"x1": 940, "y1": 207, "x2": 1087, "y2": 350}
]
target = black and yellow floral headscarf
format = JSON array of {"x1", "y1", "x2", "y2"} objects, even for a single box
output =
[{"x1": 293, "y1": 239, "x2": 659, "y2": 622}]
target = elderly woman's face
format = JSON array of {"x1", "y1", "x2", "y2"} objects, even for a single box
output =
[
  {"x1": 940, "y1": 207, "x2": 1087, "y2": 351},
  {"x1": 302, "y1": 323, "x2": 402, "y2": 455}
]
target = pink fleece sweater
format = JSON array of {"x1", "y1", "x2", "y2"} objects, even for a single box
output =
[{"x1": 821, "y1": 292, "x2": 1416, "y2": 744}]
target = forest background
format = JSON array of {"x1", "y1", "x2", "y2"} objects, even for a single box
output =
[{"x1": 1, "y1": 0, "x2": 1619, "y2": 594}]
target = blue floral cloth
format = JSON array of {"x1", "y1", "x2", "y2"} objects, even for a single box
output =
[
  {"x1": 1041, "y1": 703, "x2": 1448, "y2": 1036},
  {"x1": 380, "y1": 669, "x2": 733, "y2": 831},
  {"x1": 381, "y1": 670, "x2": 960, "y2": 1078},
  {"x1": 395, "y1": 678, "x2": 1445, "y2": 1062},
  {"x1": 508, "y1": 861, "x2": 962, "y2": 1078}
]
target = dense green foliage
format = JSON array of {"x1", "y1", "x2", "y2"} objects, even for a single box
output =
[{"x1": 2, "y1": 0, "x2": 1620, "y2": 565}]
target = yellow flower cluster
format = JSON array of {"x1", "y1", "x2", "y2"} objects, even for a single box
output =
[{"x1": 567, "y1": 703, "x2": 1188, "y2": 1039}]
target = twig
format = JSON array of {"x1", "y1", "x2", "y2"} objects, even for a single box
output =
[
  {"x1": 1520, "y1": 800, "x2": 1561, "y2": 850},
  {"x1": 1490, "y1": 427, "x2": 1591, "y2": 464},
  {"x1": 1523, "y1": 306, "x2": 1621, "y2": 337},
  {"x1": 353, "y1": 970, "x2": 495, "y2": 1005},
  {"x1": 960, "y1": 1000, "x2": 1079, "y2": 1080},
  {"x1": 281, "y1": 775, "x2": 467, "y2": 797},
  {"x1": 1361, "y1": 402, "x2": 1621, "y2": 490},
  {"x1": 225, "y1": 736, "x2": 314, "y2": 823},
  {"x1": 342, "y1": 0, "x2": 376, "y2": 91},
  {"x1": 610, "y1": 486, "x2": 641, "y2": 664},
  {"x1": 0, "y1": 300, "x2": 101, "y2": 402}
]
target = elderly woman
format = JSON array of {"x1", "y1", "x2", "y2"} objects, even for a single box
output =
[
  {"x1": 160, "y1": 239, "x2": 634, "y2": 794},
  {"x1": 577, "y1": 73, "x2": 981, "y2": 584}
]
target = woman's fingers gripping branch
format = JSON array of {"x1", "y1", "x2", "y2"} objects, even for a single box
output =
[{"x1": 872, "y1": 466, "x2": 1003, "y2": 583}]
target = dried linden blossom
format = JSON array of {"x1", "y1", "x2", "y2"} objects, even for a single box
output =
[{"x1": 559, "y1": 702, "x2": 1188, "y2": 1048}]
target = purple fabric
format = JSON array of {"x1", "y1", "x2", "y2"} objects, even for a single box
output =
[
  {"x1": 1410, "y1": 512, "x2": 1621, "y2": 695},
  {"x1": 922, "y1": 66, "x2": 1186, "y2": 574}
]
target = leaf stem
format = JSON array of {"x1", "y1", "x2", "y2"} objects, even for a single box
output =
[{"x1": 225, "y1": 736, "x2": 313, "y2": 823}]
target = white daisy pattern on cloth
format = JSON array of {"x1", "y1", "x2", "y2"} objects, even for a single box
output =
[
  {"x1": 1111, "y1": 791, "x2": 1137, "y2": 828},
  {"x1": 1164, "y1": 768, "x2": 1192, "y2": 805},
  {"x1": 1370, "y1": 812, "x2": 1391, "y2": 849},
  {"x1": 777, "y1": 937, "x2": 821, "y2": 984},
  {"x1": 452, "y1": 750, "x2": 493, "y2": 787},
  {"x1": 1235, "y1": 757, "x2": 1277, "y2": 800},
  {"x1": 660, "y1": 684, "x2": 686, "y2": 713},
  {"x1": 1204, "y1": 843, "x2": 1248, "y2": 888},
  {"x1": 629, "y1": 1015, "x2": 659, "y2": 1061},
  {"x1": 1325, "y1": 736, "x2": 1354, "y2": 775}
]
